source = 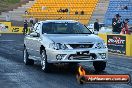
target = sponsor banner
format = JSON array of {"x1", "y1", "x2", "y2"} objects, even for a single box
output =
[
  {"x1": 77, "y1": 74, "x2": 130, "y2": 84},
  {"x1": 0, "y1": 22, "x2": 12, "y2": 33},
  {"x1": 0, "y1": 22, "x2": 30, "y2": 33},
  {"x1": 0, "y1": 26, "x2": 30, "y2": 33},
  {"x1": 107, "y1": 35, "x2": 126, "y2": 55},
  {"x1": 77, "y1": 66, "x2": 131, "y2": 84},
  {"x1": 11, "y1": 26, "x2": 24, "y2": 33},
  {"x1": 11, "y1": 27, "x2": 30, "y2": 33}
]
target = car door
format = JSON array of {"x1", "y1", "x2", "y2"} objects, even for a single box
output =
[{"x1": 25, "y1": 23, "x2": 42, "y2": 60}]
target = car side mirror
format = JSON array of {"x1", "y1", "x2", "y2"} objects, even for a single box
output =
[
  {"x1": 92, "y1": 31, "x2": 98, "y2": 35},
  {"x1": 30, "y1": 32, "x2": 40, "y2": 37}
]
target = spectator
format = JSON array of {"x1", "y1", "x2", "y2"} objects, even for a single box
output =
[
  {"x1": 62, "y1": 9, "x2": 65, "y2": 13},
  {"x1": 94, "y1": 19, "x2": 100, "y2": 32},
  {"x1": 57, "y1": 8, "x2": 63, "y2": 12},
  {"x1": 112, "y1": 14, "x2": 122, "y2": 34},
  {"x1": 25, "y1": 10, "x2": 29, "y2": 15},
  {"x1": 58, "y1": 17, "x2": 62, "y2": 20},
  {"x1": 65, "y1": 8, "x2": 69, "y2": 12},
  {"x1": 58, "y1": 8, "x2": 69, "y2": 13},
  {"x1": 35, "y1": 18, "x2": 38, "y2": 23},
  {"x1": 124, "y1": 6, "x2": 128, "y2": 10},
  {"x1": 29, "y1": 17, "x2": 34, "y2": 27},
  {"x1": 6, "y1": 15, "x2": 11, "y2": 21},
  {"x1": 112, "y1": 15, "x2": 117, "y2": 31},
  {"x1": 121, "y1": 6, "x2": 128, "y2": 10},
  {"x1": 23, "y1": 20, "x2": 28, "y2": 35},
  {"x1": 75, "y1": 11, "x2": 78, "y2": 15},
  {"x1": 121, "y1": 19, "x2": 130, "y2": 34},
  {"x1": 81, "y1": 11, "x2": 84, "y2": 15},
  {"x1": 42, "y1": 6, "x2": 46, "y2": 10},
  {"x1": 29, "y1": 17, "x2": 34, "y2": 33}
]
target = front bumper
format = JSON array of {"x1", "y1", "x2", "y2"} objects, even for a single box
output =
[{"x1": 46, "y1": 48, "x2": 108, "y2": 63}]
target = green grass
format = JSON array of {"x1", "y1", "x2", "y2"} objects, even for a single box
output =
[
  {"x1": 0, "y1": 0, "x2": 21, "y2": 13},
  {"x1": 0, "y1": 0, "x2": 20, "y2": 4}
]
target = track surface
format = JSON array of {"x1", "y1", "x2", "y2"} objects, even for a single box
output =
[{"x1": 0, "y1": 34, "x2": 132, "y2": 88}]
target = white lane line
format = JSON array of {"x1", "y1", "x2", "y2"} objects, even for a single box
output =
[{"x1": 0, "y1": 40, "x2": 15, "y2": 42}]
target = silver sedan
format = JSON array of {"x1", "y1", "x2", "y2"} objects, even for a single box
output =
[{"x1": 24, "y1": 20, "x2": 108, "y2": 72}]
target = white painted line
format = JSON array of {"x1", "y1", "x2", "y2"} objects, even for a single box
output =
[{"x1": 0, "y1": 40, "x2": 15, "y2": 42}]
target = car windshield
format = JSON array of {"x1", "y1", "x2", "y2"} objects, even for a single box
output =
[{"x1": 42, "y1": 22, "x2": 92, "y2": 34}]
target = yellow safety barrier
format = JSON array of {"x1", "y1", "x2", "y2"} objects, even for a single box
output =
[
  {"x1": 0, "y1": 22, "x2": 30, "y2": 33},
  {"x1": 11, "y1": 26, "x2": 30, "y2": 33},
  {"x1": 98, "y1": 33, "x2": 132, "y2": 57},
  {"x1": 0, "y1": 22, "x2": 12, "y2": 33},
  {"x1": 98, "y1": 34, "x2": 107, "y2": 43},
  {"x1": 11, "y1": 26, "x2": 24, "y2": 33},
  {"x1": 126, "y1": 35, "x2": 132, "y2": 56}
]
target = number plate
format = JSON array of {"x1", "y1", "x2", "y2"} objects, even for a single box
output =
[{"x1": 77, "y1": 51, "x2": 89, "y2": 55}]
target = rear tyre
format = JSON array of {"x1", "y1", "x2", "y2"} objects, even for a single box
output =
[
  {"x1": 23, "y1": 47, "x2": 34, "y2": 65},
  {"x1": 93, "y1": 61, "x2": 106, "y2": 72},
  {"x1": 41, "y1": 50, "x2": 50, "y2": 72}
]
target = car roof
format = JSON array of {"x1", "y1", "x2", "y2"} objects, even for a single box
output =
[{"x1": 38, "y1": 20, "x2": 78, "y2": 23}]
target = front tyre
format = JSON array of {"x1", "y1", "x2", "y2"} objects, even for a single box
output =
[
  {"x1": 41, "y1": 50, "x2": 50, "y2": 72},
  {"x1": 93, "y1": 61, "x2": 106, "y2": 72},
  {"x1": 23, "y1": 47, "x2": 34, "y2": 65}
]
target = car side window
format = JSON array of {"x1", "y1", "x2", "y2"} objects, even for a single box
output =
[{"x1": 42, "y1": 23, "x2": 53, "y2": 34}]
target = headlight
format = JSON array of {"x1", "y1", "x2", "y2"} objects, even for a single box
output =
[
  {"x1": 49, "y1": 43, "x2": 67, "y2": 50},
  {"x1": 95, "y1": 42, "x2": 107, "y2": 49}
]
